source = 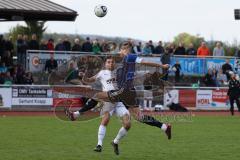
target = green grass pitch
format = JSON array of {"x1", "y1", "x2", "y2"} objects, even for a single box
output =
[{"x1": 0, "y1": 115, "x2": 240, "y2": 160}]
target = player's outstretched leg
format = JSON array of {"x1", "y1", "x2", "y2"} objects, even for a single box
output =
[
  {"x1": 132, "y1": 109, "x2": 172, "y2": 140},
  {"x1": 141, "y1": 115, "x2": 171, "y2": 140},
  {"x1": 65, "y1": 98, "x2": 98, "y2": 121}
]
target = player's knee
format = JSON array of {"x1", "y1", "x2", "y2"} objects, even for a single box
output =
[
  {"x1": 101, "y1": 112, "x2": 110, "y2": 126},
  {"x1": 122, "y1": 114, "x2": 131, "y2": 130},
  {"x1": 124, "y1": 122, "x2": 131, "y2": 130}
]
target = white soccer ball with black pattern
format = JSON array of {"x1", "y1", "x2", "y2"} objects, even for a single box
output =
[{"x1": 94, "y1": 5, "x2": 107, "y2": 17}]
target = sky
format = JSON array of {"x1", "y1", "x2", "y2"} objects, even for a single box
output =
[{"x1": 0, "y1": 0, "x2": 240, "y2": 43}]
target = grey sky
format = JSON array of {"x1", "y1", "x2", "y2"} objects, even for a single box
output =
[{"x1": 0, "y1": 0, "x2": 240, "y2": 43}]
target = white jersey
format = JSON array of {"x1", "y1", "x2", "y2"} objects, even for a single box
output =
[
  {"x1": 96, "y1": 69, "x2": 129, "y2": 117},
  {"x1": 96, "y1": 69, "x2": 117, "y2": 91}
]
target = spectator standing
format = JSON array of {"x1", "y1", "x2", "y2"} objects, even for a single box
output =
[
  {"x1": 63, "y1": 36, "x2": 71, "y2": 51},
  {"x1": 197, "y1": 42, "x2": 210, "y2": 57},
  {"x1": 133, "y1": 42, "x2": 142, "y2": 54},
  {"x1": 47, "y1": 38, "x2": 55, "y2": 51},
  {"x1": 92, "y1": 40, "x2": 101, "y2": 54},
  {"x1": 28, "y1": 34, "x2": 39, "y2": 50},
  {"x1": 161, "y1": 51, "x2": 171, "y2": 80},
  {"x1": 222, "y1": 59, "x2": 233, "y2": 81},
  {"x1": 174, "y1": 43, "x2": 186, "y2": 55},
  {"x1": 186, "y1": 43, "x2": 197, "y2": 56},
  {"x1": 5, "y1": 36, "x2": 14, "y2": 57},
  {"x1": 148, "y1": 40, "x2": 155, "y2": 53},
  {"x1": 143, "y1": 43, "x2": 152, "y2": 55},
  {"x1": 203, "y1": 69, "x2": 216, "y2": 87},
  {"x1": 16, "y1": 64, "x2": 25, "y2": 84},
  {"x1": 24, "y1": 72, "x2": 34, "y2": 84},
  {"x1": 39, "y1": 39, "x2": 48, "y2": 50},
  {"x1": 22, "y1": 35, "x2": 29, "y2": 51},
  {"x1": 212, "y1": 68, "x2": 218, "y2": 86},
  {"x1": 4, "y1": 71, "x2": 13, "y2": 84},
  {"x1": 165, "y1": 43, "x2": 175, "y2": 54},
  {"x1": 235, "y1": 47, "x2": 240, "y2": 58},
  {"x1": 55, "y1": 38, "x2": 66, "y2": 51},
  {"x1": 45, "y1": 54, "x2": 58, "y2": 73},
  {"x1": 227, "y1": 72, "x2": 240, "y2": 115},
  {"x1": 127, "y1": 39, "x2": 136, "y2": 54},
  {"x1": 0, "y1": 62, "x2": 7, "y2": 73},
  {"x1": 0, "y1": 35, "x2": 5, "y2": 59},
  {"x1": 2, "y1": 51, "x2": 13, "y2": 67},
  {"x1": 154, "y1": 41, "x2": 165, "y2": 55},
  {"x1": 216, "y1": 69, "x2": 227, "y2": 86},
  {"x1": 213, "y1": 42, "x2": 225, "y2": 57},
  {"x1": 82, "y1": 37, "x2": 92, "y2": 52},
  {"x1": 72, "y1": 38, "x2": 81, "y2": 52},
  {"x1": 16, "y1": 34, "x2": 24, "y2": 65},
  {"x1": 172, "y1": 60, "x2": 181, "y2": 83}
]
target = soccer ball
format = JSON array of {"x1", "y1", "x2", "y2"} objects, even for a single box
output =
[
  {"x1": 154, "y1": 104, "x2": 164, "y2": 112},
  {"x1": 94, "y1": 5, "x2": 107, "y2": 17}
]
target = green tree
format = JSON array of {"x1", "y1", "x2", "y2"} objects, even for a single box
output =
[
  {"x1": 173, "y1": 33, "x2": 205, "y2": 49},
  {"x1": 8, "y1": 21, "x2": 47, "y2": 42},
  {"x1": 24, "y1": 21, "x2": 47, "y2": 40}
]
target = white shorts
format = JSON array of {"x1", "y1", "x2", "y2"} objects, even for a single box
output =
[{"x1": 100, "y1": 102, "x2": 130, "y2": 118}]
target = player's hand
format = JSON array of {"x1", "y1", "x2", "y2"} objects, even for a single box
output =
[
  {"x1": 78, "y1": 72, "x2": 85, "y2": 77},
  {"x1": 161, "y1": 64, "x2": 169, "y2": 69}
]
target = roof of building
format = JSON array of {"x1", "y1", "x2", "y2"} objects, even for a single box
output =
[{"x1": 0, "y1": 0, "x2": 78, "y2": 21}]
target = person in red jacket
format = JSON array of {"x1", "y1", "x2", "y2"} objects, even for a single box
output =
[
  {"x1": 47, "y1": 38, "x2": 54, "y2": 51},
  {"x1": 197, "y1": 42, "x2": 211, "y2": 57}
]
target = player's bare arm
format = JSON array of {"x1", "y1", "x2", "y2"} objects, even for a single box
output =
[{"x1": 140, "y1": 61, "x2": 169, "y2": 68}]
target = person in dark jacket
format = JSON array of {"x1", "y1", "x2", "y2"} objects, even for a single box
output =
[
  {"x1": 72, "y1": 38, "x2": 81, "y2": 52},
  {"x1": 5, "y1": 36, "x2": 14, "y2": 57},
  {"x1": 55, "y1": 38, "x2": 66, "y2": 51},
  {"x1": 186, "y1": 43, "x2": 197, "y2": 56},
  {"x1": 172, "y1": 60, "x2": 181, "y2": 83},
  {"x1": 63, "y1": 36, "x2": 71, "y2": 51},
  {"x1": 222, "y1": 59, "x2": 233, "y2": 81},
  {"x1": 174, "y1": 43, "x2": 186, "y2": 55},
  {"x1": 39, "y1": 39, "x2": 48, "y2": 50},
  {"x1": 203, "y1": 69, "x2": 216, "y2": 87},
  {"x1": 24, "y1": 72, "x2": 34, "y2": 84},
  {"x1": 227, "y1": 72, "x2": 240, "y2": 115},
  {"x1": 161, "y1": 52, "x2": 171, "y2": 80},
  {"x1": 148, "y1": 40, "x2": 155, "y2": 53},
  {"x1": 154, "y1": 41, "x2": 165, "y2": 55},
  {"x1": 0, "y1": 35, "x2": 6, "y2": 59},
  {"x1": 81, "y1": 37, "x2": 92, "y2": 52},
  {"x1": 45, "y1": 54, "x2": 58, "y2": 73},
  {"x1": 28, "y1": 34, "x2": 39, "y2": 50}
]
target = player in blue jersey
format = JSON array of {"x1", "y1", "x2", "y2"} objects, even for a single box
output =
[
  {"x1": 65, "y1": 42, "x2": 171, "y2": 155},
  {"x1": 94, "y1": 42, "x2": 170, "y2": 106}
]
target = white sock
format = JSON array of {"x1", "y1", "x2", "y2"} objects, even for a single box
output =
[
  {"x1": 97, "y1": 125, "x2": 106, "y2": 146},
  {"x1": 73, "y1": 111, "x2": 80, "y2": 118},
  {"x1": 144, "y1": 100, "x2": 147, "y2": 107},
  {"x1": 113, "y1": 127, "x2": 128, "y2": 144},
  {"x1": 149, "y1": 100, "x2": 152, "y2": 108},
  {"x1": 161, "y1": 124, "x2": 168, "y2": 131}
]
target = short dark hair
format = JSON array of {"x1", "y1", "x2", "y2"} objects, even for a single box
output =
[
  {"x1": 104, "y1": 56, "x2": 114, "y2": 62},
  {"x1": 121, "y1": 41, "x2": 132, "y2": 49}
]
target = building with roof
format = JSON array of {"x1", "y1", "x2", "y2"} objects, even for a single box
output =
[{"x1": 0, "y1": 0, "x2": 78, "y2": 21}]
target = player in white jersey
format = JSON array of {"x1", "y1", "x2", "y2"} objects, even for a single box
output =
[{"x1": 72, "y1": 56, "x2": 130, "y2": 155}]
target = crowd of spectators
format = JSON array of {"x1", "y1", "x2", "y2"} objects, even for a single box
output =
[
  {"x1": 0, "y1": 34, "x2": 34, "y2": 85},
  {"x1": 1, "y1": 33, "x2": 240, "y2": 86},
  {"x1": 203, "y1": 59, "x2": 235, "y2": 87}
]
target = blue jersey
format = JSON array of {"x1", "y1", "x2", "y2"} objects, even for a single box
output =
[{"x1": 117, "y1": 54, "x2": 138, "y2": 88}]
